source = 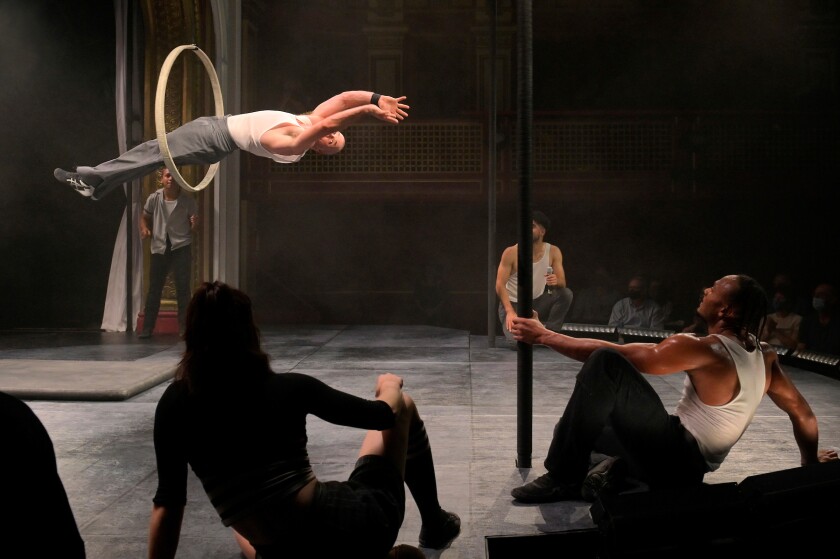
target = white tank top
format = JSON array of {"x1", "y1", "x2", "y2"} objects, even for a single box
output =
[
  {"x1": 225, "y1": 111, "x2": 311, "y2": 164},
  {"x1": 674, "y1": 334, "x2": 766, "y2": 471},
  {"x1": 505, "y1": 244, "x2": 551, "y2": 302}
]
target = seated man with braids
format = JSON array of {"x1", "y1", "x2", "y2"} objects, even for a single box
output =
[{"x1": 509, "y1": 274, "x2": 838, "y2": 504}]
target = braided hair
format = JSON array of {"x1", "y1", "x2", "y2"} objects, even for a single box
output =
[{"x1": 723, "y1": 274, "x2": 768, "y2": 348}]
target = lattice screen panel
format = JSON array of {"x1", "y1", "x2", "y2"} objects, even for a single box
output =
[
  {"x1": 699, "y1": 118, "x2": 838, "y2": 172},
  {"x1": 526, "y1": 121, "x2": 674, "y2": 172},
  {"x1": 269, "y1": 123, "x2": 483, "y2": 174}
]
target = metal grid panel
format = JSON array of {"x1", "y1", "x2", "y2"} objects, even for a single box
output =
[
  {"x1": 699, "y1": 118, "x2": 838, "y2": 171},
  {"x1": 269, "y1": 123, "x2": 483, "y2": 174},
  {"x1": 529, "y1": 120, "x2": 674, "y2": 172}
]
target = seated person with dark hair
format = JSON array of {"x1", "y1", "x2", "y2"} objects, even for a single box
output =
[
  {"x1": 566, "y1": 265, "x2": 621, "y2": 325},
  {"x1": 797, "y1": 282, "x2": 840, "y2": 355},
  {"x1": 608, "y1": 274, "x2": 666, "y2": 330},
  {"x1": 148, "y1": 282, "x2": 460, "y2": 559},
  {"x1": 761, "y1": 285, "x2": 802, "y2": 350},
  {"x1": 509, "y1": 274, "x2": 837, "y2": 504}
]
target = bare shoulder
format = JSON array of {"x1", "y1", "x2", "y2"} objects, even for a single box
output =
[
  {"x1": 759, "y1": 340, "x2": 780, "y2": 364},
  {"x1": 501, "y1": 245, "x2": 517, "y2": 261},
  {"x1": 758, "y1": 340, "x2": 776, "y2": 352},
  {"x1": 669, "y1": 331, "x2": 710, "y2": 342},
  {"x1": 659, "y1": 332, "x2": 724, "y2": 355}
]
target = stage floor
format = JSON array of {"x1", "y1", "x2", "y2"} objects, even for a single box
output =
[{"x1": 3, "y1": 325, "x2": 839, "y2": 558}]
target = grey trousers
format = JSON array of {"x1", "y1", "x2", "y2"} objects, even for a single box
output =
[
  {"x1": 78, "y1": 116, "x2": 236, "y2": 200},
  {"x1": 498, "y1": 287, "x2": 574, "y2": 342}
]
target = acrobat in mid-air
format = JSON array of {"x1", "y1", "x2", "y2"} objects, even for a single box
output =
[{"x1": 54, "y1": 91, "x2": 409, "y2": 200}]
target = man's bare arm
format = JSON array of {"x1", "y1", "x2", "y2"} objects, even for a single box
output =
[
  {"x1": 765, "y1": 351, "x2": 820, "y2": 465},
  {"x1": 512, "y1": 316, "x2": 718, "y2": 374},
  {"x1": 261, "y1": 104, "x2": 396, "y2": 156},
  {"x1": 311, "y1": 91, "x2": 409, "y2": 121},
  {"x1": 549, "y1": 245, "x2": 567, "y2": 288},
  {"x1": 495, "y1": 247, "x2": 516, "y2": 315}
]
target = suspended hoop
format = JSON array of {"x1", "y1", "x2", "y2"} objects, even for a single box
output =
[{"x1": 154, "y1": 44, "x2": 224, "y2": 192}]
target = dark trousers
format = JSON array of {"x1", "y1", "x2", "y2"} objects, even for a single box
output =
[
  {"x1": 545, "y1": 348, "x2": 708, "y2": 489},
  {"x1": 499, "y1": 287, "x2": 574, "y2": 342},
  {"x1": 142, "y1": 241, "x2": 191, "y2": 334}
]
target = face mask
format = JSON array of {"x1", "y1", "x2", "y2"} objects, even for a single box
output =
[
  {"x1": 773, "y1": 299, "x2": 786, "y2": 312},
  {"x1": 628, "y1": 290, "x2": 643, "y2": 300},
  {"x1": 813, "y1": 297, "x2": 826, "y2": 311}
]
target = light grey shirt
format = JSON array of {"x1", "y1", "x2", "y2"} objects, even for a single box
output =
[
  {"x1": 143, "y1": 189, "x2": 198, "y2": 254},
  {"x1": 608, "y1": 298, "x2": 665, "y2": 329}
]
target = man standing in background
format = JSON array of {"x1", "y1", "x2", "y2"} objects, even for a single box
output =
[{"x1": 138, "y1": 168, "x2": 197, "y2": 338}]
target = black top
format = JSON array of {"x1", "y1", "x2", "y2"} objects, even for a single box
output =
[
  {"x1": 0, "y1": 391, "x2": 86, "y2": 558},
  {"x1": 152, "y1": 372, "x2": 395, "y2": 525}
]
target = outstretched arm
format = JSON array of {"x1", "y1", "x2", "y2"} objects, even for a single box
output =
[
  {"x1": 260, "y1": 103, "x2": 404, "y2": 156},
  {"x1": 511, "y1": 315, "x2": 719, "y2": 374},
  {"x1": 311, "y1": 91, "x2": 409, "y2": 121}
]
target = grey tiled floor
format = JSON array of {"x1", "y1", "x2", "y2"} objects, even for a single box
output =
[{"x1": 7, "y1": 325, "x2": 840, "y2": 558}]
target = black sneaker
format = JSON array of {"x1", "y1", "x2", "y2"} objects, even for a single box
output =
[
  {"x1": 581, "y1": 455, "x2": 627, "y2": 502},
  {"x1": 418, "y1": 509, "x2": 461, "y2": 549},
  {"x1": 137, "y1": 331, "x2": 152, "y2": 339},
  {"x1": 511, "y1": 472, "x2": 581, "y2": 504},
  {"x1": 54, "y1": 168, "x2": 95, "y2": 197}
]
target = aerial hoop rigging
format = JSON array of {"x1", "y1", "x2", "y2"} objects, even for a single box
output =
[{"x1": 154, "y1": 44, "x2": 224, "y2": 192}]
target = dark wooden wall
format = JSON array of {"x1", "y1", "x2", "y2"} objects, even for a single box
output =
[
  {"x1": 239, "y1": 1, "x2": 839, "y2": 333},
  {"x1": 3, "y1": 0, "x2": 838, "y2": 332}
]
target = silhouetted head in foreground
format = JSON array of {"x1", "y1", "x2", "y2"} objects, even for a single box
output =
[{"x1": 177, "y1": 281, "x2": 272, "y2": 392}]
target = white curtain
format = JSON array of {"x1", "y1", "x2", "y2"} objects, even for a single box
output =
[{"x1": 101, "y1": 0, "x2": 143, "y2": 332}]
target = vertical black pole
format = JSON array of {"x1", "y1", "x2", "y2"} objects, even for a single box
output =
[
  {"x1": 122, "y1": 2, "x2": 133, "y2": 334},
  {"x1": 125, "y1": 2, "x2": 144, "y2": 334},
  {"x1": 124, "y1": 3, "x2": 144, "y2": 334},
  {"x1": 487, "y1": 0, "x2": 498, "y2": 348},
  {"x1": 516, "y1": 0, "x2": 533, "y2": 468}
]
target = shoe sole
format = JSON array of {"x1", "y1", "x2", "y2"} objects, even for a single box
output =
[
  {"x1": 511, "y1": 485, "x2": 581, "y2": 504},
  {"x1": 55, "y1": 168, "x2": 94, "y2": 197},
  {"x1": 581, "y1": 456, "x2": 627, "y2": 502}
]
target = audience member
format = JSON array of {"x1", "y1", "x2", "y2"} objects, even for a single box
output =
[
  {"x1": 508, "y1": 274, "x2": 838, "y2": 504},
  {"x1": 147, "y1": 282, "x2": 460, "y2": 559},
  {"x1": 771, "y1": 272, "x2": 811, "y2": 317},
  {"x1": 649, "y1": 277, "x2": 685, "y2": 330},
  {"x1": 761, "y1": 285, "x2": 802, "y2": 350},
  {"x1": 496, "y1": 210, "x2": 573, "y2": 346},
  {"x1": 608, "y1": 274, "x2": 665, "y2": 330},
  {"x1": 567, "y1": 265, "x2": 621, "y2": 325},
  {"x1": 0, "y1": 391, "x2": 86, "y2": 558},
  {"x1": 797, "y1": 282, "x2": 840, "y2": 355}
]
